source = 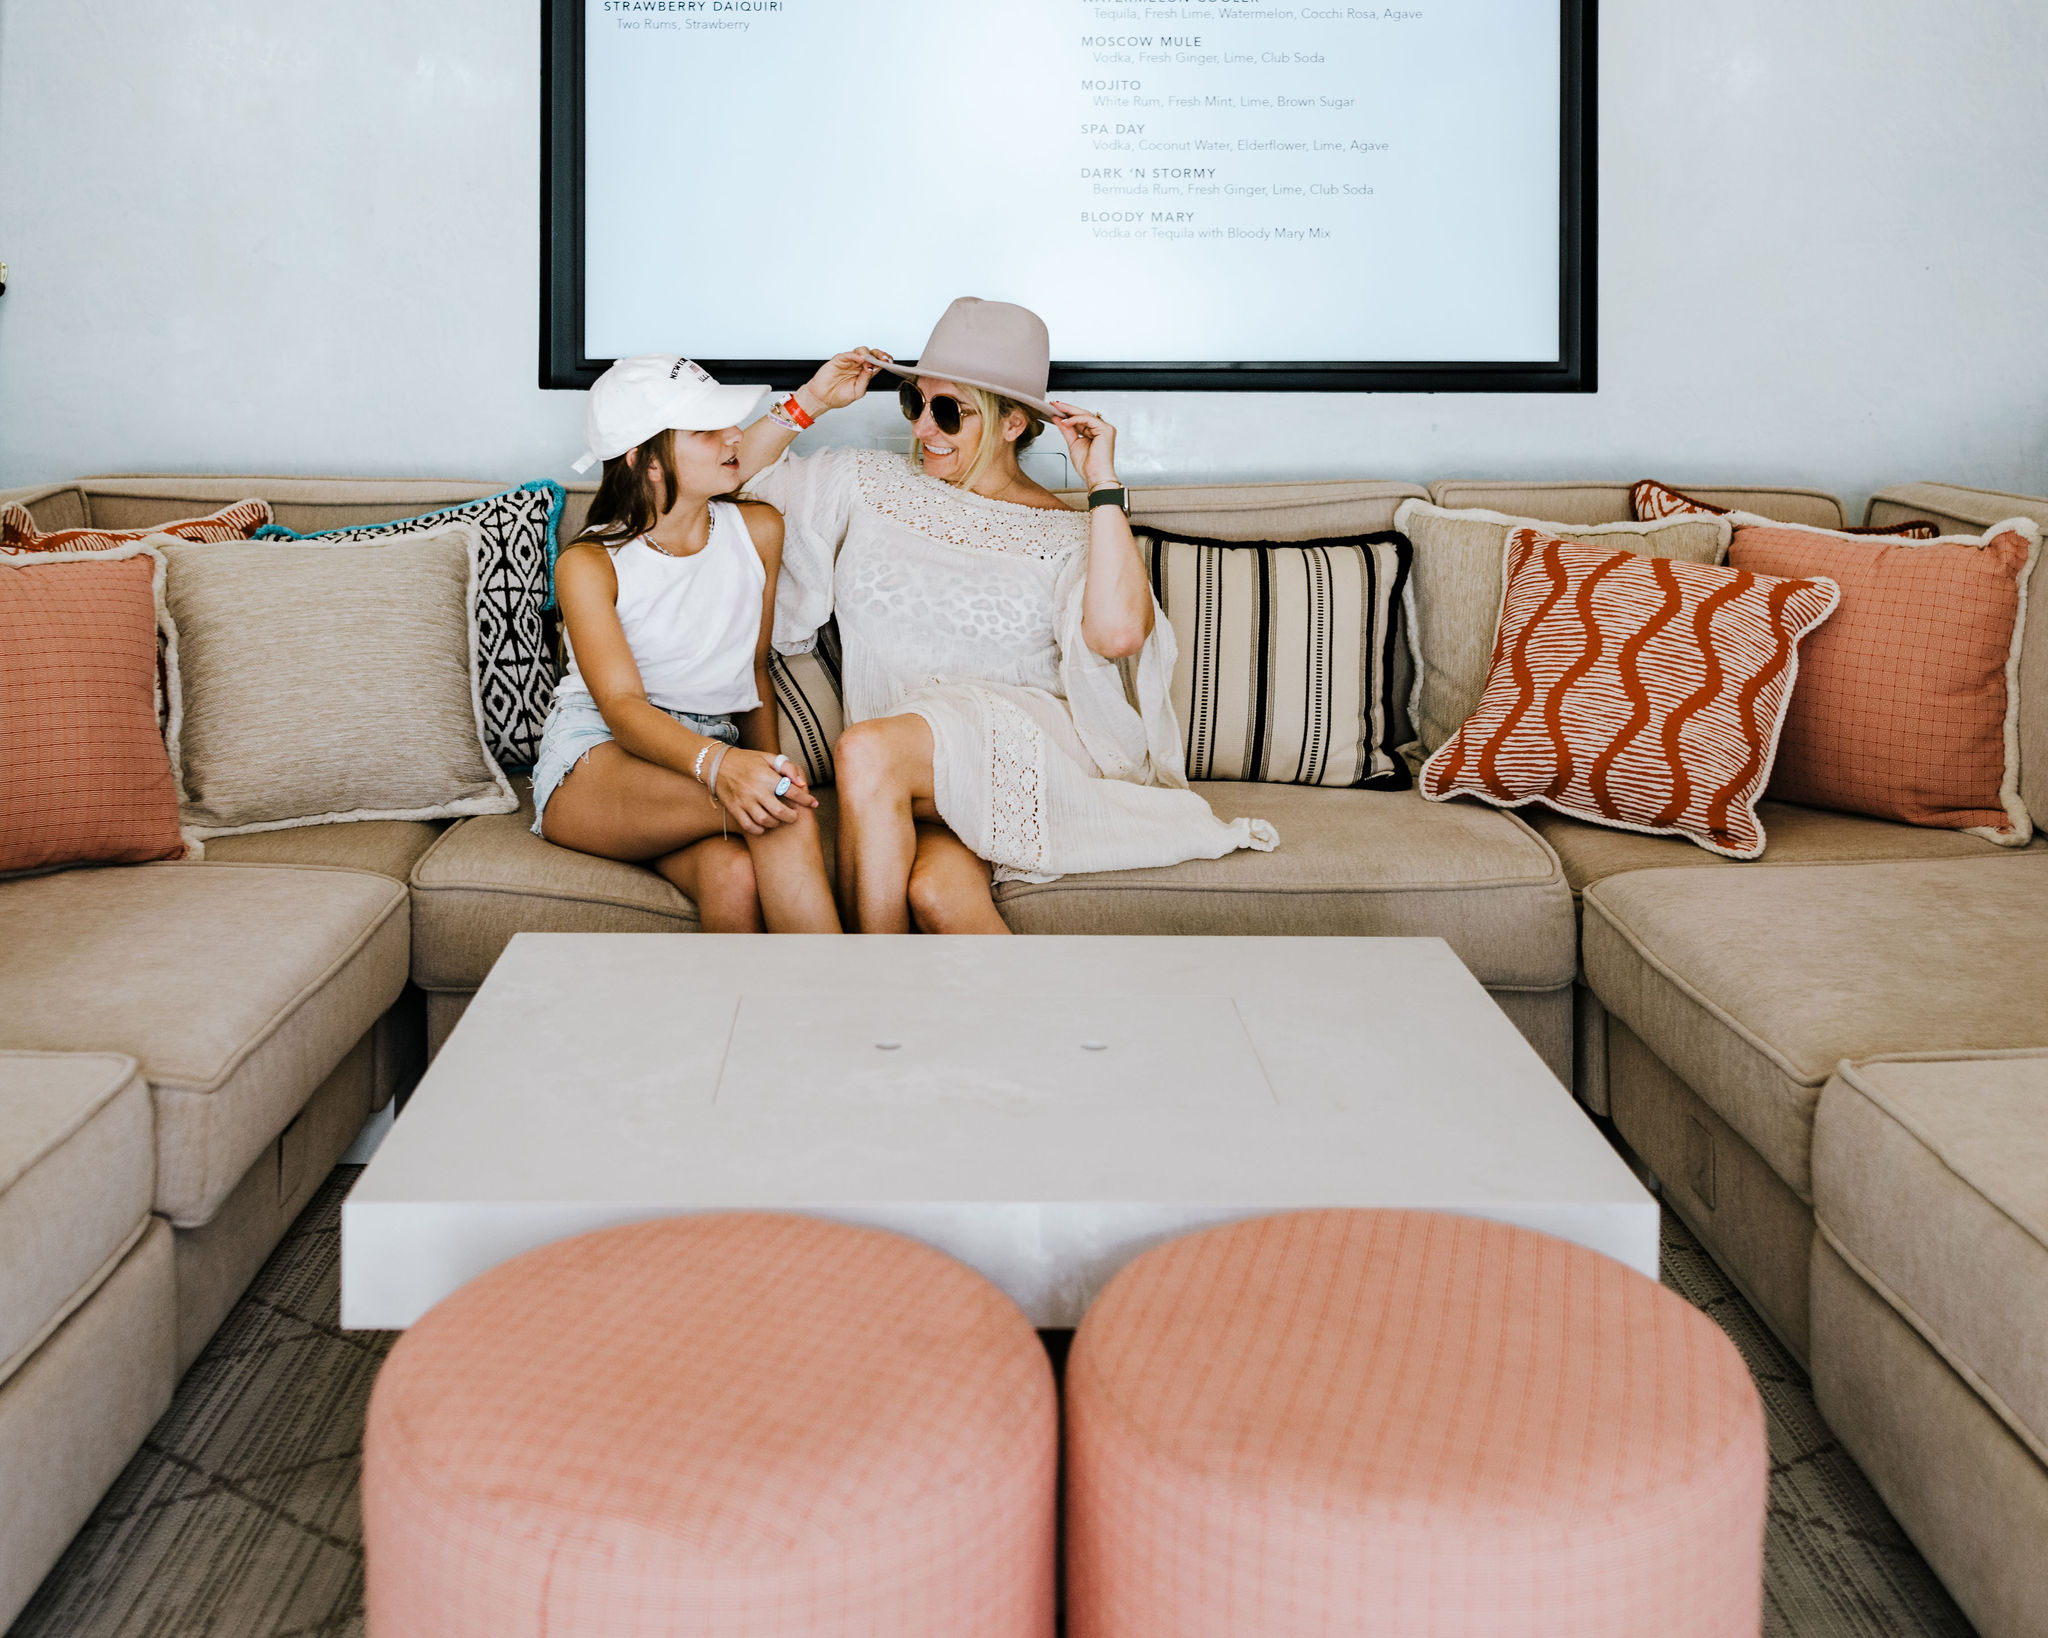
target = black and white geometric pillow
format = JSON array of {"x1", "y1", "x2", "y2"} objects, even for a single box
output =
[{"x1": 258, "y1": 482, "x2": 563, "y2": 769}]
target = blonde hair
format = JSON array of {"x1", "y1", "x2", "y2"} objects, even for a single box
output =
[{"x1": 910, "y1": 384, "x2": 1045, "y2": 491}]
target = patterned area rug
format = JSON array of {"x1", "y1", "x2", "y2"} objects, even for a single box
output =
[{"x1": 9, "y1": 1171, "x2": 1979, "y2": 1637}]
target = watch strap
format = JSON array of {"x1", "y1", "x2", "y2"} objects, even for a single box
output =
[{"x1": 1087, "y1": 486, "x2": 1129, "y2": 511}]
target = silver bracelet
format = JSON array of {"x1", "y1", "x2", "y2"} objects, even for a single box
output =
[{"x1": 692, "y1": 744, "x2": 713, "y2": 786}]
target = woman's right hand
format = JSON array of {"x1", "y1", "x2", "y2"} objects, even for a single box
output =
[
  {"x1": 798, "y1": 349, "x2": 889, "y2": 417},
  {"x1": 713, "y1": 749, "x2": 817, "y2": 834}
]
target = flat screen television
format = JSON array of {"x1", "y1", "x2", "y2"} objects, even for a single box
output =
[{"x1": 542, "y1": 0, "x2": 1594, "y2": 393}]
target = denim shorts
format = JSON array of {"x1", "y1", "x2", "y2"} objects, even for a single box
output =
[{"x1": 530, "y1": 692, "x2": 741, "y2": 835}]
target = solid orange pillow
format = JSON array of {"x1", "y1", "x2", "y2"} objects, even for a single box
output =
[
  {"x1": 1730, "y1": 519, "x2": 2039, "y2": 843},
  {"x1": 1421, "y1": 527, "x2": 1839, "y2": 858},
  {"x1": 1, "y1": 496, "x2": 271, "y2": 554},
  {"x1": 0, "y1": 546, "x2": 189, "y2": 874}
]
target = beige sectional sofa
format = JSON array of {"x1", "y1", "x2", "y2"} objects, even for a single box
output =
[{"x1": 1, "y1": 470, "x2": 2042, "y2": 1635}]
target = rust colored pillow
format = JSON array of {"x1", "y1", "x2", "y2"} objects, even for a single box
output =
[
  {"x1": 1632, "y1": 479, "x2": 1940, "y2": 538},
  {"x1": 1, "y1": 496, "x2": 271, "y2": 554},
  {"x1": 0, "y1": 544, "x2": 190, "y2": 874},
  {"x1": 1730, "y1": 519, "x2": 2039, "y2": 844},
  {"x1": 1421, "y1": 528, "x2": 1839, "y2": 858}
]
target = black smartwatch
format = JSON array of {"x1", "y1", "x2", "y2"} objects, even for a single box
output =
[{"x1": 1087, "y1": 486, "x2": 1129, "y2": 511}]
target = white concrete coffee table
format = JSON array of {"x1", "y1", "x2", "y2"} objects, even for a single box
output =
[{"x1": 342, "y1": 934, "x2": 1655, "y2": 1329}]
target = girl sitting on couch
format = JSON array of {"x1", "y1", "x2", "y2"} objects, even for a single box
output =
[{"x1": 534, "y1": 356, "x2": 841, "y2": 933}]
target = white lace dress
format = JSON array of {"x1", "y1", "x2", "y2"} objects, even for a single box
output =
[{"x1": 747, "y1": 447, "x2": 1277, "y2": 882}]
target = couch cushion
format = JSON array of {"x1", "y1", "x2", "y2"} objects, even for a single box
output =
[
  {"x1": 0, "y1": 483, "x2": 89, "y2": 533},
  {"x1": 417, "y1": 781, "x2": 1574, "y2": 997},
  {"x1": 0, "y1": 863, "x2": 409, "y2": 1226},
  {"x1": 0, "y1": 1052, "x2": 154, "y2": 1386},
  {"x1": 1583, "y1": 857, "x2": 2048, "y2": 1201},
  {"x1": 996, "y1": 785, "x2": 1576, "y2": 991},
  {"x1": 1427, "y1": 480, "x2": 1845, "y2": 529},
  {"x1": 70, "y1": 475, "x2": 511, "y2": 536},
  {"x1": 202, "y1": 818, "x2": 446, "y2": 884},
  {"x1": 1060, "y1": 479, "x2": 1429, "y2": 540},
  {"x1": 1396, "y1": 501, "x2": 1730, "y2": 758},
  {"x1": 1813, "y1": 1051, "x2": 2048, "y2": 1466},
  {"x1": 410, "y1": 779, "x2": 707, "y2": 991},
  {"x1": 1528, "y1": 802, "x2": 2039, "y2": 899}
]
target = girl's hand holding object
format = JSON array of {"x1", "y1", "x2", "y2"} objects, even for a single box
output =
[{"x1": 714, "y1": 747, "x2": 815, "y2": 835}]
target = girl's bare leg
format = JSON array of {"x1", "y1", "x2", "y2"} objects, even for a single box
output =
[
  {"x1": 908, "y1": 824, "x2": 1009, "y2": 934},
  {"x1": 651, "y1": 837, "x2": 761, "y2": 933},
  {"x1": 540, "y1": 741, "x2": 836, "y2": 933},
  {"x1": 743, "y1": 807, "x2": 841, "y2": 932}
]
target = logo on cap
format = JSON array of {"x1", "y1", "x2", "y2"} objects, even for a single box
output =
[{"x1": 669, "y1": 358, "x2": 713, "y2": 384}]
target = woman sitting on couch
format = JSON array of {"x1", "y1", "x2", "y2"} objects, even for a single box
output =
[
  {"x1": 535, "y1": 357, "x2": 841, "y2": 933},
  {"x1": 737, "y1": 297, "x2": 1274, "y2": 933}
]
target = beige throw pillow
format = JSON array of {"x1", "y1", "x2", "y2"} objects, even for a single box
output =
[
  {"x1": 1395, "y1": 499, "x2": 1732, "y2": 755},
  {"x1": 159, "y1": 521, "x2": 517, "y2": 837}
]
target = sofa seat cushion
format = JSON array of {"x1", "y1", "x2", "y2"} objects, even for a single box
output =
[
  {"x1": 412, "y1": 780, "x2": 716, "y2": 991},
  {"x1": 1529, "y1": 801, "x2": 2040, "y2": 899},
  {"x1": 0, "y1": 863, "x2": 409, "y2": 1226},
  {"x1": 0, "y1": 1052, "x2": 154, "y2": 1385},
  {"x1": 1814, "y1": 1051, "x2": 2048, "y2": 1465},
  {"x1": 202, "y1": 818, "x2": 447, "y2": 884},
  {"x1": 996, "y1": 785, "x2": 1576, "y2": 992},
  {"x1": 1583, "y1": 858, "x2": 2048, "y2": 1201}
]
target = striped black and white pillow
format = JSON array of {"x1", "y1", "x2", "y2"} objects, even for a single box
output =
[
  {"x1": 1140, "y1": 528, "x2": 1413, "y2": 788},
  {"x1": 768, "y1": 620, "x2": 845, "y2": 789}
]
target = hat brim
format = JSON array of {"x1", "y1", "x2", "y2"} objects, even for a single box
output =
[
  {"x1": 665, "y1": 382, "x2": 771, "y2": 431},
  {"x1": 865, "y1": 354, "x2": 1061, "y2": 421}
]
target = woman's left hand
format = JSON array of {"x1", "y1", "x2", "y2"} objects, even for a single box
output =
[{"x1": 1049, "y1": 401, "x2": 1120, "y2": 491}]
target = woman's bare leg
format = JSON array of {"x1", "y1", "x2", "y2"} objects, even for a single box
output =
[
  {"x1": 908, "y1": 824, "x2": 1009, "y2": 934},
  {"x1": 833, "y1": 714, "x2": 940, "y2": 932},
  {"x1": 540, "y1": 741, "x2": 836, "y2": 932}
]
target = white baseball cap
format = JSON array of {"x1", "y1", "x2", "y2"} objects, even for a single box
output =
[{"x1": 572, "y1": 356, "x2": 771, "y2": 474}]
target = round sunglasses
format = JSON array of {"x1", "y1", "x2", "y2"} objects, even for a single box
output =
[{"x1": 898, "y1": 382, "x2": 980, "y2": 437}]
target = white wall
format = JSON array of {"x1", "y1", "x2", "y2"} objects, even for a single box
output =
[{"x1": 3, "y1": 1, "x2": 2045, "y2": 514}]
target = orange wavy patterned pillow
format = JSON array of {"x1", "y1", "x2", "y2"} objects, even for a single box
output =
[
  {"x1": 1631, "y1": 479, "x2": 1940, "y2": 538},
  {"x1": 1421, "y1": 528, "x2": 1839, "y2": 859},
  {"x1": 0, "y1": 546, "x2": 189, "y2": 875},
  {"x1": 1, "y1": 496, "x2": 271, "y2": 554},
  {"x1": 1731, "y1": 520, "x2": 2039, "y2": 844}
]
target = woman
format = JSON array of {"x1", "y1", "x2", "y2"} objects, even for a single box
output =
[
  {"x1": 537, "y1": 355, "x2": 840, "y2": 933},
  {"x1": 736, "y1": 298, "x2": 1274, "y2": 932}
]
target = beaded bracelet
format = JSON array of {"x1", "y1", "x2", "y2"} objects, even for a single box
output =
[{"x1": 692, "y1": 743, "x2": 714, "y2": 786}]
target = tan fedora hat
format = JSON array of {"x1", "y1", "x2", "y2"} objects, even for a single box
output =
[{"x1": 868, "y1": 297, "x2": 1060, "y2": 418}]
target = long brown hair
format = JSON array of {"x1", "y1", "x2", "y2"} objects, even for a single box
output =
[{"x1": 571, "y1": 428, "x2": 686, "y2": 550}]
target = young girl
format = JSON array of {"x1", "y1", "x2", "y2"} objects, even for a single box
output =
[{"x1": 534, "y1": 355, "x2": 840, "y2": 933}]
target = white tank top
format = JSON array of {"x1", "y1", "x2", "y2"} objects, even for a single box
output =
[{"x1": 559, "y1": 501, "x2": 765, "y2": 716}]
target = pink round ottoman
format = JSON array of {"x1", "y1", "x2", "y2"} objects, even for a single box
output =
[
  {"x1": 1065, "y1": 1210, "x2": 1765, "y2": 1638},
  {"x1": 364, "y1": 1214, "x2": 1057, "y2": 1638}
]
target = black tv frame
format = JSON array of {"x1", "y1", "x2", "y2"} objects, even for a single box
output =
[{"x1": 541, "y1": 0, "x2": 1596, "y2": 394}]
